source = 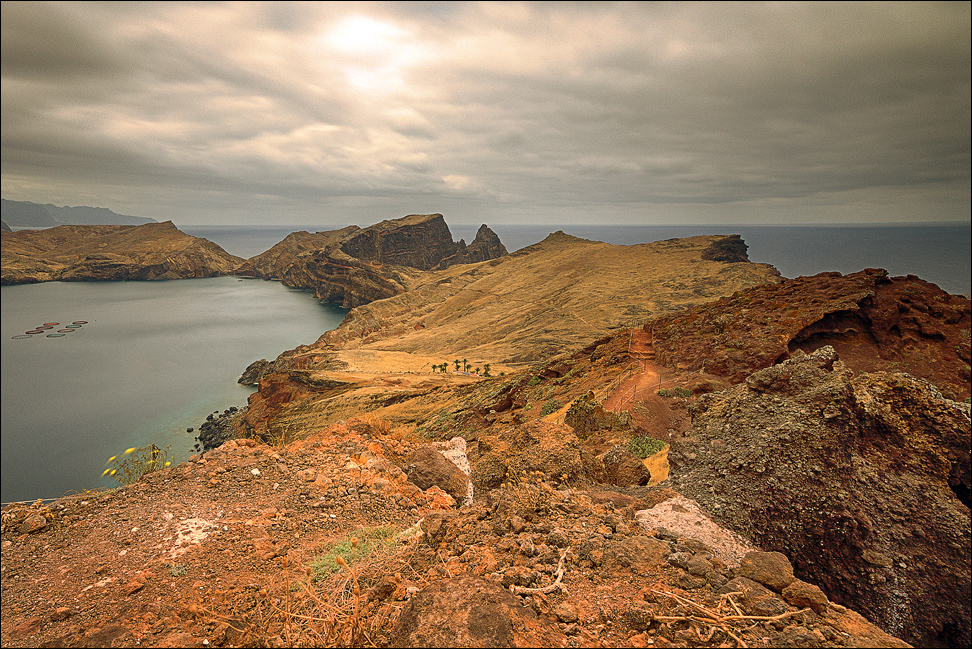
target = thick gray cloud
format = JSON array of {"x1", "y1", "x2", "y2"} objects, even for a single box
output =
[{"x1": 1, "y1": 1, "x2": 969, "y2": 225}]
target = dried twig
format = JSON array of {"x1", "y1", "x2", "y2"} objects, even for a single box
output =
[
  {"x1": 650, "y1": 589, "x2": 811, "y2": 649},
  {"x1": 510, "y1": 549, "x2": 569, "y2": 596}
]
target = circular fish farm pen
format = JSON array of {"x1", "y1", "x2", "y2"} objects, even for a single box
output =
[{"x1": 17, "y1": 320, "x2": 88, "y2": 339}]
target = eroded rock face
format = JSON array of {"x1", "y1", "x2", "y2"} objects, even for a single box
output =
[
  {"x1": 232, "y1": 226, "x2": 358, "y2": 278},
  {"x1": 472, "y1": 420, "x2": 584, "y2": 496},
  {"x1": 564, "y1": 391, "x2": 631, "y2": 441},
  {"x1": 669, "y1": 346, "x2": 971, "y2": 648},
  {"x1": 1, "y1": 222, "x2": 244, "y2": 284},
  {"x1": 246, "y1": 214, "x2": 508, "y2": 308},
  {"x1": 602, "y1": 445, "x2": 651, "y2": 486},
  {"x1": 646, "y1": 268, "x2": 971, "y2": 401},
  {"x1": 434, "y1": 224, "x2": 509, "y2": 270},
  {"x1": 280, "y1": 245, "x2": 422, "y2": 308}
]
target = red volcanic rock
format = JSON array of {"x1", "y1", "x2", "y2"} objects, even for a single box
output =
[
  {"x1": 389, "y1": 576, "x2": 567, "y2": 647},
  {"x1": 645, "y1": 268, "x2": 971, "y2": 401}
]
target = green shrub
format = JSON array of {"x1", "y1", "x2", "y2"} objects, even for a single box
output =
[
  {"x1": 658, "y1": 387, "x2": 692, "y2": 398},
  {"x1": 627, "y1": 436, "x2": 667, "y2": 459},
  {"x1": 102, "y1": 444, "x2": 172, "y2": 485},
  {"x1": 528, "y1": 376, "x2": 542, "y2": 387},
  {"x1": 540, "y1": 399, "x2": 564, "y2": 416},
  {"x1": 307, "y1": 526, "x2": 399, "y2": 581}
]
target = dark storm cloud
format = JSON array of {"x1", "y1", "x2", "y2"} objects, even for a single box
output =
[{"x1": 1, "y1": 1, "x2": 968, "y2": 225}]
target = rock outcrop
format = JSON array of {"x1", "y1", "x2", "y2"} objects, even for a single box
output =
[
  {"x1": 0, "y1": 221, "x2": 244, "y2": 284},
  {"x1": 240, "y1": 214, "x2": 508, "y2": 309},
  {"x1": 232, "y1": 226, "x2": 359, "y2": 279},
  {"x1": 279, "y1": 246, "x2": 423, "y2": 308},
  {"x1": 646, "y1": 268, "x2": 971, "y2": 401},
  {"x1": 433, "y1": 223, "x2": 509, "y2": 270},
  {"x1": 668, "y1": 346, "x2": 971, "y2": 647}
]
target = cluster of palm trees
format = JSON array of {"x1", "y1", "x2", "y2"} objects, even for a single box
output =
[{"x1": 432, "y1": 359, "x2": 491, "y2": 377}]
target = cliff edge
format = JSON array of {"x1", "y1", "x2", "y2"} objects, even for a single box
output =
[{"x1": 239, "y1": 214, "x2": 508, "y2": 308}]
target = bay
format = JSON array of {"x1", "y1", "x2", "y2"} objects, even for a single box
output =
[{"x1": 1, "y1": 277, "x2": 347, "y2": 503}]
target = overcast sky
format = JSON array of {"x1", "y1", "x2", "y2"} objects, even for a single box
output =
[{"x1": 2, "y1": 2, "x2": 969, "y2": 227}]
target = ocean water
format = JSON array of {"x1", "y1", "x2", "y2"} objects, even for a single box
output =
[
  {"x1": 1, "y1": 278, "x2": 347, "y2": 503},
  {"x1": 183, "y1": 222, "x2": 971, "y2": 296}
]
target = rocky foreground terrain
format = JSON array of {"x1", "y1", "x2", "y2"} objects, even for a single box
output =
[{"x1": 1, "y1": 215, "x2": 969, "y2": 648}]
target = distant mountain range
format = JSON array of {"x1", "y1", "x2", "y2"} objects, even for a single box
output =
[{"x1": 0, "y1": 199, "x2": 157, "y2": 228}]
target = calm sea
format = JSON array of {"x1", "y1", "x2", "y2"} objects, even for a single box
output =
[
  {"x1": 1, "y1": 278, "x2": 347, "y2": 503},
  {"x1": 3, "y1": 221, "x2": 968, "y2": 502}
]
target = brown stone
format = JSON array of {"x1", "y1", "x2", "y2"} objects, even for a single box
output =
[
  {"x1": 51, "y1": 607, "x2": 73, "y2": 622},
  {"x1": 19, "y1": 514, "x2": 47, "y2": 534},
  {"x1": 602, "y1": 536, "x2": 670, "y2": 576},
  {"x1": 783, "y1": 579, "x2": 830, "y2": 615},
  {"x1": 738, "y1": 551, "x2": 796, "y2": 592},
  {"x1": 554, "y1": 602, "x2": 579, "y2": 623},
  {"x1": 625, "y1": 603, "x2": 654, "y2": 631},
  {"x1": 389, "y1": 576, "x2": 566, "y2": 647},
  {"x1": 406, "y1": 446, "x2": 469, "y2": 504},
  {"x1": 602, "y1": 445, "x2": 651, "y2": 486}
]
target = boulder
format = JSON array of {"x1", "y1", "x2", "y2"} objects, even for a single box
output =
[
  {"x1": 389, "y1": 576, "x2": 566, "y2": 647},
  {"x1": 670, "y1": 345, "x2": 971, "y2": 647},
  {"x1": 406, "y1": 446, "x2": 470, "y2": 504},
  {"x1": 601, "y1": 445, "x2": 651, "y2": 486},
  {"x1": 738, "y1": 551, "x2": 796, "y2": 592}
]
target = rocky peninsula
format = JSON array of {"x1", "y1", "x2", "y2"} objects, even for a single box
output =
[
  {"x1": 2, "y1": 214, "x2": 969, "y2": 648},
  {"x1": 0, "y1": 221, "x2": 243, "y2": 284}
]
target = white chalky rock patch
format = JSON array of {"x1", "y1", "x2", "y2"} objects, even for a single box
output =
[
  {"x1": 634, "y1": 493, "x2": 757, "y2": 566},
  {"x1": 164, "y1": 518, "x2": 217, "y2": 560},
  {"x1": 433, "y1": 436, "x2": 474, "y2": 506}
]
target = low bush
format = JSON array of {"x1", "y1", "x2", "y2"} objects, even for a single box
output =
[
  {"x1": 540, "y1": 398, "x2": 564, "y2": 416},
  {"x1": 307, "y1": 526, "x2": 399, "y2": 582},
  {"x1": 627, "y1": 436, "x2": 667, "y2": 459},
  {"x1": 658, "y1": 387, "x2": 692, "y2": 398},
  {"x1": 102, "y1": 444, "x2": 171, "y2": 485}
]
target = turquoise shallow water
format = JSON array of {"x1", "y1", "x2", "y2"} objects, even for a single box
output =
[{"x1": 1, "y1": 277, "x2": 347, "y2": 503}]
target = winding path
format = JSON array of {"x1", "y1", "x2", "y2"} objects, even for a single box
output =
[{"x1": 603, "y1": 328, "x2": 665, "y2": 412}]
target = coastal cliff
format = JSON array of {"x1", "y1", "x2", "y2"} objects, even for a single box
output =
[
  {"x1": 232, "y1": 226, "x2": 360, "y2": 279},
  {"x1": 0, "y1": 221, "x2": 244, "y2": 284},
  {"x1": 238, "y1": 213, "x2": 508, "y2": 308}
]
